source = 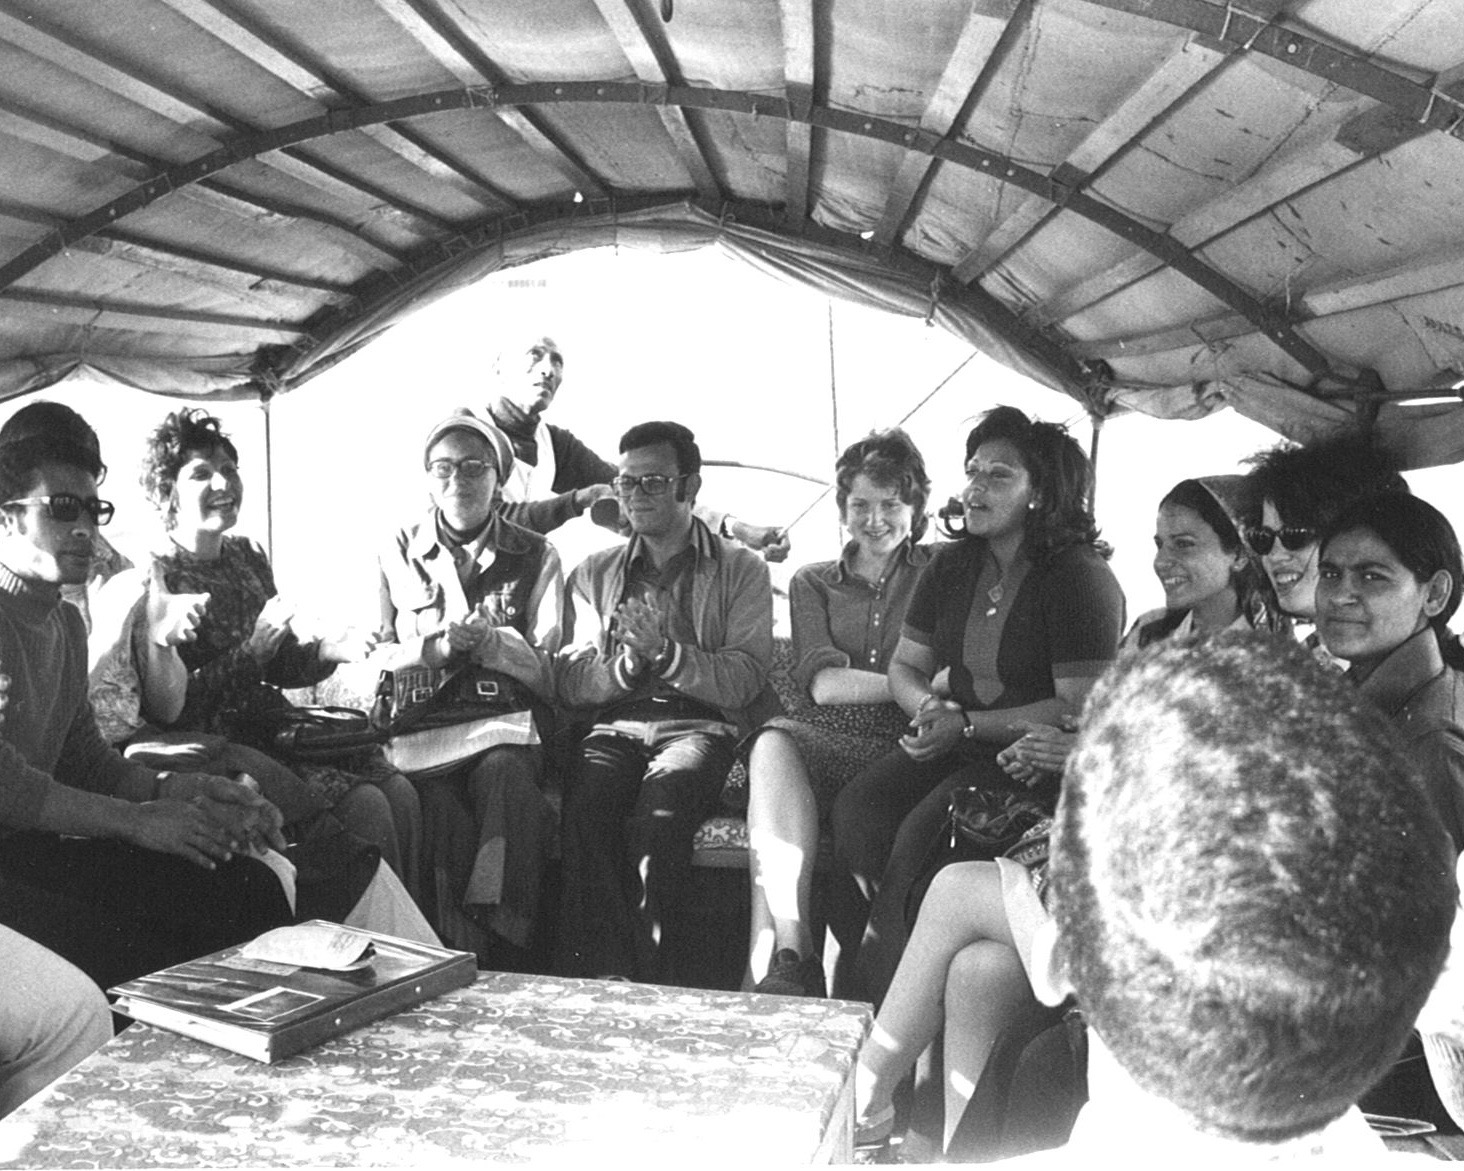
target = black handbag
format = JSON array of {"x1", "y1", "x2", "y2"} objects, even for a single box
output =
[
  {"x1": 946, "y1": 784, "x2": 1049, "y2": 855},
  {"x1": 371, "y1": 665, "x2": 539, "y2": 777},
  {"x1": 904, "y1": 784, "x2": 1051, "y2": 929},
  {"x1": 372, "y1": 664, "x2": 529, "y2": 733},
  {"x1": 257, "y1": 705, "x2": 383, "y2": 764}
]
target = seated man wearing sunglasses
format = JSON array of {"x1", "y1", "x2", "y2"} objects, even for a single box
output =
[
  {"x1": 554, "y1": 421, "x2": 776, "y2": 983},
  {"x1": 0, "y1": 430, "x2": 292, "y2": 994}
]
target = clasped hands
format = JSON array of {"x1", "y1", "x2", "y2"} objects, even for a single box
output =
[
  {"x1": 143, "y1": 773, "x2": 286, "y2": 870},
  {"x1": 899, "y1": 669, "x2": 1079, "y2": 781},
  {"x1": 439, "y1": 604, "x2": 494, "y2": 661},
  {"x1": 996, "y1": 718, "x2": 1079, "y2": 785},
  {"x1": 614, "y1": 595, "x2": 666, "y2": 668}
]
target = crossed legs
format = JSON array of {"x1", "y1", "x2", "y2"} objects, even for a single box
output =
[{"x1": 856, "y1": 859, "x2": 1040, "y2": 1150}]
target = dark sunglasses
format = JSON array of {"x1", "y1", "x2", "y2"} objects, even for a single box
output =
[
  {"x1": 1245, "y1": 524, "x2": 1315, "y2": 555},
  {"x1": 2, "y1": 494, "x2": 115, "y2": 526}
]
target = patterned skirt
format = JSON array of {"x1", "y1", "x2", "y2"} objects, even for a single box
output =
[{"x1": 731, "y1": 700, "x2": 911, "y2": 816}]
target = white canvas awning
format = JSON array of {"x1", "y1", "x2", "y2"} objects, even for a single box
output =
[{"x1": 5, "y1": 0, "x2": 1464, "y2": 463}]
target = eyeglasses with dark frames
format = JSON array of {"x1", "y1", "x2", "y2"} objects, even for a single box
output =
[
  {"x1": 610, "y1": 474, "x2": 688, "y2": 497},
  {"x1": 1244, "y1": 524, "x2": 1316, "y2": 555},
  {"x1": 2, "y1": 494, "x2": 115, "y2": 526},
  {"x1": 426, "y1": 458, "x2": 493, "y2": 481}
]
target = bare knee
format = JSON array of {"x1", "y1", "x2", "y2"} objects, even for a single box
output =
[
  {"x1": 946, "y1": 940, "x2": 1030, "y2": 1014},
  {"x1": 748, "y1": 729, "x2": 801, "y2": 787},
  {"x1": 922, "y1": 861, "x2": 1003, "y2": 933}
]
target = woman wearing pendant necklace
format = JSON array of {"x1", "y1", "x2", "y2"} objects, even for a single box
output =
[{"x1": 830, "y1": 406, "x2": 1124, "y2": 1006}]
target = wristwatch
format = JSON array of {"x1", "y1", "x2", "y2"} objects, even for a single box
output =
[{"x1": 960, "y1": 710, "x2": 977, "y2": 739}]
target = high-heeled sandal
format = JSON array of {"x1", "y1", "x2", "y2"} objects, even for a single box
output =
[{"x1": 854, "y1": 1102, "x2": 896, "y2": 1148}]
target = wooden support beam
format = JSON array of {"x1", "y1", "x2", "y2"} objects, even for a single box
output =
[
  {"x1": 378, "y1": 0, "x2": 609, "y2": 199},
  {"x1": 951, "y1": 35, "x2": 1226, "y2": 283},
  {"x1": 872, "y1": 0, "x2": 1020, "y2": 248},
  {"x1": 0, "y1": 6, "x2": 446, "y2": 235},
  {"x1": 588, "y1": 0, "x2": 721, "y2": 201},
  {"x1": 779, "y1": 0, "x2": 815, "y2": 227},
  {"x1": 0, "y1": 289, "x2": 310, "y2": 341}
]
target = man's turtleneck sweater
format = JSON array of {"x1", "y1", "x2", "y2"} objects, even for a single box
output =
[
  {"x1": 485, "y1": 398, "x2": 617, "y2": 535},
  {"x1": 488, "y1": 397, "x2": 542, "y2": 469},
  {"x1": 0, "y1": 562, "x2": 155, "y2": 833}
]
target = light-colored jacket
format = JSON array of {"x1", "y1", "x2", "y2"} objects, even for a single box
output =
[
  {"x1": 556, "y1": 518, "x2": 776, "y2": 733},
  {"x1": 375, "y1": 509, "x2": 564, "y2": 700}
]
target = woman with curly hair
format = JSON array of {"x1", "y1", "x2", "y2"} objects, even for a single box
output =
[
  {"x1": 743, "y1": 428, "x2": 932, "y2": 997},
  {"x1": 133, "y1": 408, "x2": 421, "y2": 895},
  {"x1": 830, "y1": 406, "x2": 1125, "y2": 1005}
]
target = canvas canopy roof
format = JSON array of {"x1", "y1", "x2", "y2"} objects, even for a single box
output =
[{"x1": 5, "y1": 0, "x2": 1464, "y2": 465}]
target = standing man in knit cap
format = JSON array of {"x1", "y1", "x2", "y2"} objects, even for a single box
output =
[{"x1": 484, "y1": 335, "x2": 791, "y2": 560}]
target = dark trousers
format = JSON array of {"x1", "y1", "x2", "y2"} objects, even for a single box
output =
[
  {"x1": 830, "y1": 744, "x2": 1010, "y2": 1003},
  {"x1": 0, "y1": 833, "x2": 294, "y2": 991},
  {"x1": 555, "y1": 720, "x2": 735, "y2": 983}
]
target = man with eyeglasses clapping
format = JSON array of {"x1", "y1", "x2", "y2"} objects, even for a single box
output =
[{"x1": 554, "y1": 421, "x2": 777, "y2": 983}]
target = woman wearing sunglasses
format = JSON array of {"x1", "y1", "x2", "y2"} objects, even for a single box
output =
[
  {"x1": 375, "y1": 410, "x2": 564, "y2": 967},
  {"x1": 1242, "y1": 434, "x2": 1407, "y2": 629},
  {"x1": 134, "y1": 408, "x2": 421, "y2": 899}
]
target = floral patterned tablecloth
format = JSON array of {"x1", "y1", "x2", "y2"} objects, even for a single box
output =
[{"x1": 0, "y1": 972, "x2": 871, "y2": 1167}]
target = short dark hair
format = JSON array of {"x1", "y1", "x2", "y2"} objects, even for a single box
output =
[
  {"x1": 1320, "y1": 491, "x2": 1464, "y2": 656},
  {"x1": 0, "y1": 436, "x2": 100, "y2": 504},
  {"x1": 0, "y1": 402, "x2": 105, "y2": 482},
  {"x1": 141, "y1": 409, "x2": 239, "y2": 521},
  {"x1": 1052, "y1": 632, "x2": 1456, "y2": 1142},
  {"x1": 1243, "y1": 433, "x2": 1406, "y2": 531},
  {"x1": 948, "y1": 405, "x2": 1101, "y2": 560},
  {"x1": 618, "y1": 420, "x2": 700, "y2": 476},
  {"x1": 834, "y1": 428, "x2": 931, "y2": 542}
]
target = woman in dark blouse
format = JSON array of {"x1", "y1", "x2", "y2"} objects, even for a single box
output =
[
  {"x1": 831, "y1": 406, "x2": 1124, "y2": 1003},
  {"x1": 744, "y1": 429, "x2": 931, "y2": 997},
  {"x1": 136, "y1": 409, "x2": 421, "y2": 893}
]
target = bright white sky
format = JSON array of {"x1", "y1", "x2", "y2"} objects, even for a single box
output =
[{"x1": 10, "y1": 245, "x2": 1463, "y2": 640}]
